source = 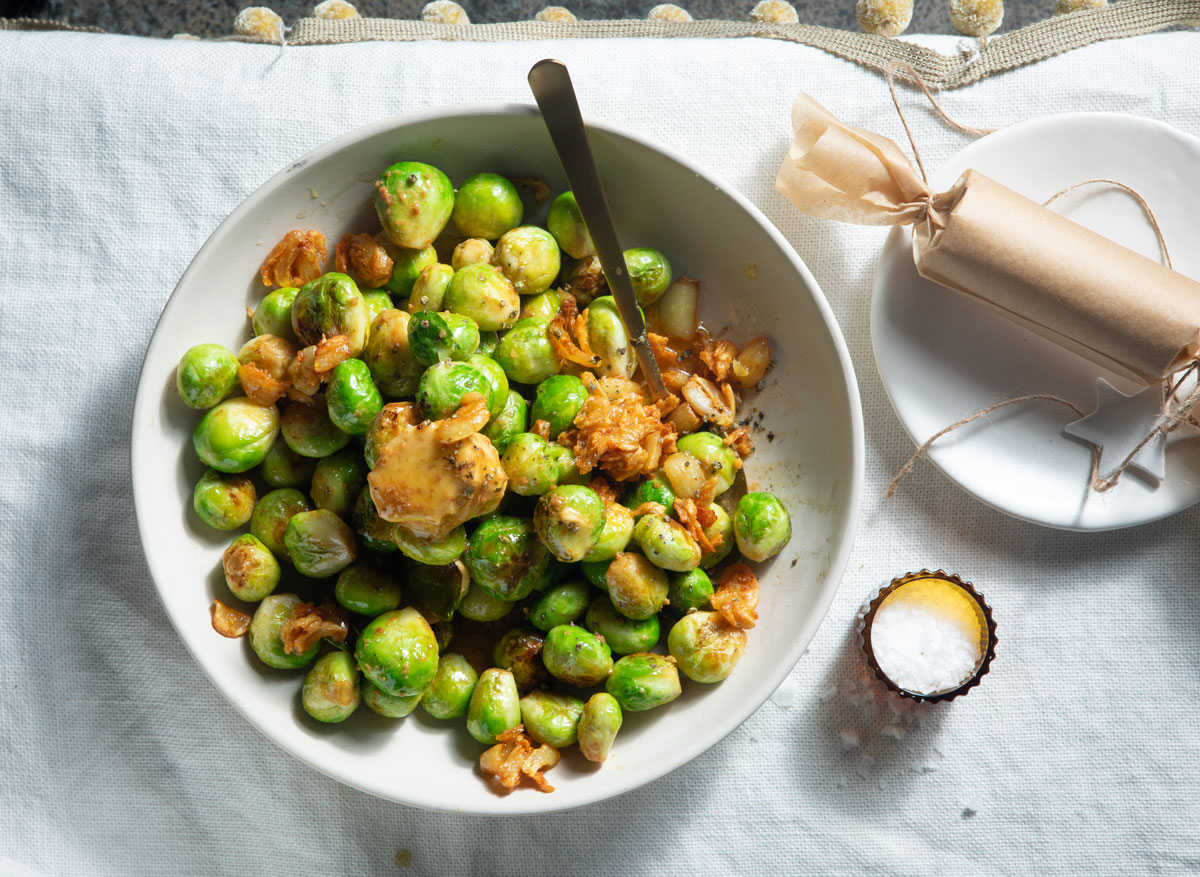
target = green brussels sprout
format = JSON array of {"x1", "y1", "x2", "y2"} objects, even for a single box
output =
[
  {"x1": 537, "y1": 555, "x2": 573, "y2": 590},
  {"x1": 452, "y1": 173, "x2": 524, "y2": 240},
  {"x1": 364, "y1": 402, "x2": 415, "y2": 470},
  {"x1": 362, "y1": 309, "x2": 424, "y2": 399},
  {"x1": 284, "y1": 509, "x2": 358, "y2": 579},
  {"x1": 493, "y1": 226, "x2": 562, "y2": 296},
  {"x1": 466, "y1": 354, "x2": 510, "y2": 420},
  {"x1": 258, "y1": 436, "x2": 316, "y2": 489},
  {"x1": 222, "y1": 533, "x2": 280, "y2": 602},
  {"x1": 582, "y1": 502, "x2": 635, "y2": 563},
  {"x1": 380, "y1": 242, "x2": 437, "y2": 298},
  {"x1": 734, "y1": 492, "x2": 792, "y2": 562},
  {"x1": 674, "y1": 432, "x2": 737, "y2": 496},
  {"x1": 534, "y1": 485, "x2": 607, "y2": 563},
  {"x1": 467, "y1": 667, "x2": 522, "y2": 744},
  {"x1": 520, "y1": 690, "x2": 585, "y2": 748},
  {"x1": 252, "y1": 287, "x2": 299, "y2": 343},
  {"x1": 176, "y1": 343, "x2": 240, "y2": 410},
  {"x1": 628, "y1": 473, "x2": 675, "y2": 515},
  {"x1": 492, "y1": 627, "x2": 548, "y2": 692},
  {"x1": 408, "y1": 263, "x2": 454, "y2": 313},
  {"x1": 355, "y1": 606, "x2": 440, "y2": 697},
  {"x1": 309, "y1": 447, "x2": 367, "y2": 519},
  {"x1": 501, "y1": 433, "x2": 563, "y2": 496},
  {"x1": 193, "y1": 468, "x2": 256, "y2": 530},
  {"x1": 362, "y1": 681, "x2": 423, "y2": 718},
  {"x1": 632, "y1": 513, "x2": 702, "y2": 572},
  {"x1": 668, "y1": 610, "x2": 748, "y2": 683},
  {"x1": 699, "y1": 503, "x2": 735, "y2": 570},
  {"x1": 408, "y1": 311, "x2": 480, "y2": 366},
  {"x1": 326, "y1": 358, "x2": 384, "y2": 435},
  {"x1": 604, "y1": 552, "x2": 670, "y2": 620},
  {"x1": 404, "y1": 560, "x2": 469, "y2": 621},
  {"x1": 361, "y1": 289, "x2": 395, "y2": 330},
  {"x1": 375, "y1": 161, "x2": 454, "y2": 250},
  {"x1": 519, "y1": 289, "x2": 562, "y2": 322},
  {"x1": 457, "y1": 581, "x2": 514, "y2": 622},
  {"x1": 530, "y1": 374, "x2": 587, "y2": 439},
  {"x1": 542, "y1": 624, "x2": 613, "y2": 687},
  {"x1": 668, "y1": 568, "x2": 714, "y2": 614},
  {"x1": 334, "y1": 564, "x2": 402, "y2": 617},
  {"x1": 578, "y1": 692, "x2": 622, "y2": 763},
  {"x1": 444, "y1": 264, "x2": 520, "y2": 331},
  {"x1": 494, "y1": 318, "x2": 562, "y2": 385},
  {"x1": 529, "y1": 580, "x2": 592, "y2": 631},
  {"x1": 248, "y1": 593, "x2": 321, "y2": 669},
  {"x1": 585, "y1": 297, "x2": 636, "y2": 379},
  {"x1": 547, "y1": 191, "x2": 595, "y2": 259},
  {"x1": 482, "y1": 389, "x2": 529, "y2": 455},
  {"x1": 415, "y1": 359, "x2": 494, "y2": 421},
  {"x1": 476, "y1": 330, "x2": 500, "y2": 357},
  {"x1": 302, "y1": 651, "x2": 360, "y2": 723},
  {"x1": 451, "y1": 238, "x2": 495, "y2": 271},
  {"x1": 394, "y1": 523, "x2": 467, "y2": 565},
  {"x1": 193, "y1": 398, "x2": 279, "y2": 473},
  {"x1": 623, "y1": 247, "x2": 672, "y2": 307},
  {"x1": 420, "y1": 654, "x2": 479, "y2": 720},
  {"x1": 463, "y1": 516, "x2": 549, "y2": 601},
  {"x1": 351, "y1": 486, "x2": 398, "y2": 553},
  {"x1": 606, "y1": 653, "x2": 681, "y2": 711},
  {"x1": 291, "y1": 272, "x2": 369, "y2": 355},
  {"x1": 280, "y1": 396, "x2": 351, "y2": 459},
  {"x1": 250, "y1": 487, "x2": 312, "y2": 560},
  {"x1": 584, "y1": 595, "x2": 660, "y2": 655},
  {"x1": 580, "y1": 559, "x2": 610, "y2": 589}
]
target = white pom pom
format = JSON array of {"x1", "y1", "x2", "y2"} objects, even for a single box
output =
[
  {"x1": 422, "y1": 1, "x2": 470, "y2": 24},
  {"x1": 647, "y1": 4, "x2": 693, "y2": 22},
  {"x1": 749, "y1": 1, "x2": 799, "y2": 24},
  {"x1": 535, "y1": 6, "x2": 577, "y2": 22}
]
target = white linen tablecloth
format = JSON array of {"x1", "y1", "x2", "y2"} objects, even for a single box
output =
[{"x1": 1, "y1": 26, "x2": 1198, "y2": 875}]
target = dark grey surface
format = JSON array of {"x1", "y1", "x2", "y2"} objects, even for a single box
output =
[{"x1": 23, "y1": 0, "x2": 1053, "y2": 39}]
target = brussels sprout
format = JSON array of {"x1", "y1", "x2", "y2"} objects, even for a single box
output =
[
  {"x1": 542, "y1": 624, "x2": 613, "y2": 687},
  {"x1": 520, "y1": 690, "x2": 585, "y2": 748},
  {"x1": 252, "y1": 287, "x2": 299, "y2": 342},
  {"x1": 284, "y1": 509, "x2": 358, "y2": 579},
  {"x1": 580, "y1": 559, "x2": 610, "y2": 589},
  {"x1": 250, "y1": 488, "x2": 313, "y2": 560},
  {"x1": 249, "y1": 593, "x2": 320, "y2": 669},
  {"x1": 309, "y1": 447, "x2": 367, "y2": 519},
  {"x1": 493, "y1": 226, "x2": 562, "y2": 296},
  {"x1": 363, "y1": 309, "x2": 424, "y2": 399},
  {"x1": 530, "y1": 374, "x2": 587, "y2": 439},
  {"x1": 457, "y1": 581, "x2": 513, "y2": 622},
  {"x1": 193, "y1": 398, "x2": 279, "y2": 473},
  {"x1": 420, "y1": 653, "x2": 478, "y2": 720},
  {"x1": 176, "y1": 343, "x2": 240, "y2": 410},
  {"x1": 674, "y1": 432, "x2": 737, "y2": 496},
  {"x1": 452, "y1": 173, "x2": 524, "y2": 240},
  {"x1": 476, "y1": 330, "x2": 500, "y2": 357},
  {"x1": 325, "y1": 360, "x2": 384, "y2": 436},
  {"x1": 605, "y1": 552, "x2": 670, "y2": 620},
  {"x1": 466, "y1": 354, "x2": 510, "y2": 420},
  {"x1": 633, "y1": 513, "x2": 702, "y2": 572},
  {"x1": 582, "y1": 502, "x2": 635, "y2": 563},
  {"x1": 375, "y1": 161, "x2": 454, "y2": 250},
  {"x1": 547, "y1": 191, "x2": 595, "y2": 259},
  {"x1": 380, "y1": 242, "x2": 437, "y2": 298},
  {"x1": 562, "y1": 255, "x2": 607, "y2": 307},
  {"x1": 463, "y1": 516, "x2": 549, "y2": 601},
  {"x1": 408, "y1": 311, "x2": 480, "y2": 366},
  {"x1": 351, "y1": 486, "x2": 398, "y2": 553},
  {"x1": 415, "y1": 359, "x2": 494, "y2": 421},
  {"x1": 668, "y1": 568, "x2": 714, "y2": 614},
  {"x1": 494, "y1": 318, "x2": 562, "y2": 385},
  {"x1": 501, "y1": 434, "x2": 563, "y2": 496},
  {"x1": 451, "y1": 238, "x2": 495, "y2": 271},
  {"x1": 585, "y1": 596, "x2": 660, "y2": 655},
  {"x1": 628, "y1": 473, "x2": 675, "y2": 515},
  {"x1": 492, "y1": 627, "x2": 548, "y2": 692},
  {"x1": 467, "y1": 667, "x2": 522, "y2": 744},
  {"x1": 334, "y1": 564, "x2": 402, "y2": 617},
  {"x1": 534, "y1": 485, "x2": 607, "y2": 563},
  {"x1": 404, "y1": 560, "x2": 469, "y2": 621},
  {"x1": 193, "y1": 468, "x2": 256, "y2": 530},
  {"x1": 222, "y1": 533, "x2": 280, "y2": 602},
  {"x1": 734, "y1": 492, "x2": 792, "y2": 562},
  {"x1": 302, "y1": 651, "x2": 360, "y2": 723},
  {"x1": 408, "y1": 263, "x2": 454, "y2": 313},
  {"x1": 578, "y1": 692, "x2": 622, "y2": 763},
  {"x1": 280, "y1": 396, "x2": 351, "y2": 459},
  {"x1": 699, "y1": 503, "x2": 735, "y2": 570},
  {"x1": 606, "y1": 653, "x2": 681, "y2": 711},
  {"x1": 394, "y1": 523, "x2": 467, "y2": 565},
  {"x1": 429, "y1": 618, "x2": 457, "y2": 651},
  {"x1": 444, "y1": 264, "x2": 520, "y2": 331},
  {"x1": 355, "y1": 606, "x2": 440, "y2": 697},
  {"x1": 361, "y1": 289, "x2": 395, "y2": 330},
  {"x1": 482, "y1": 389, "x2": 529, "y2": 455},
  {"x1": 519, "y1": 289, "x2": 562, "y2": 322},
  {"x1": 364, "y1": 402, "x2": 415, "y2": 469},
  {"x1": 668, "y1": 610, "x2": 748, "y2": 683},
  {"x1": 623, "y1": 247, "x2": 672, "y2": 307},
  {"x1": 529, "y1": 580, "x2": 592, "y2": 631},
  {"x1": 291, "y1": 273, "x2": 369, "y2": 355},
  {"x1": 362, "y1": 681, "x2": 423, "y2": 718},
  {"x1": 585, "y1": 297, "x2": 636, "y2": 379},
  {"x1": 236, "y1": 334, "x2": 296, "y2": 385},
  {"x1": 259, "y1": 436, "x2": 316, "y2": 489}
]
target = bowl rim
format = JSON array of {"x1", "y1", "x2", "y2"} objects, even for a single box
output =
[{"x1": 131, "y1": 101, "x2": 865, "y2": 814}]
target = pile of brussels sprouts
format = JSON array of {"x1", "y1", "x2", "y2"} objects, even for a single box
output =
[{"x1": 177, "y1": 160, "x2": 792, "y2": 787}]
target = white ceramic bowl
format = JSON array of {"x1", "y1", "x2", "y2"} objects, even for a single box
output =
[{"x1": 131, "y1": 104, "x2": 863, "y2": 814}]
